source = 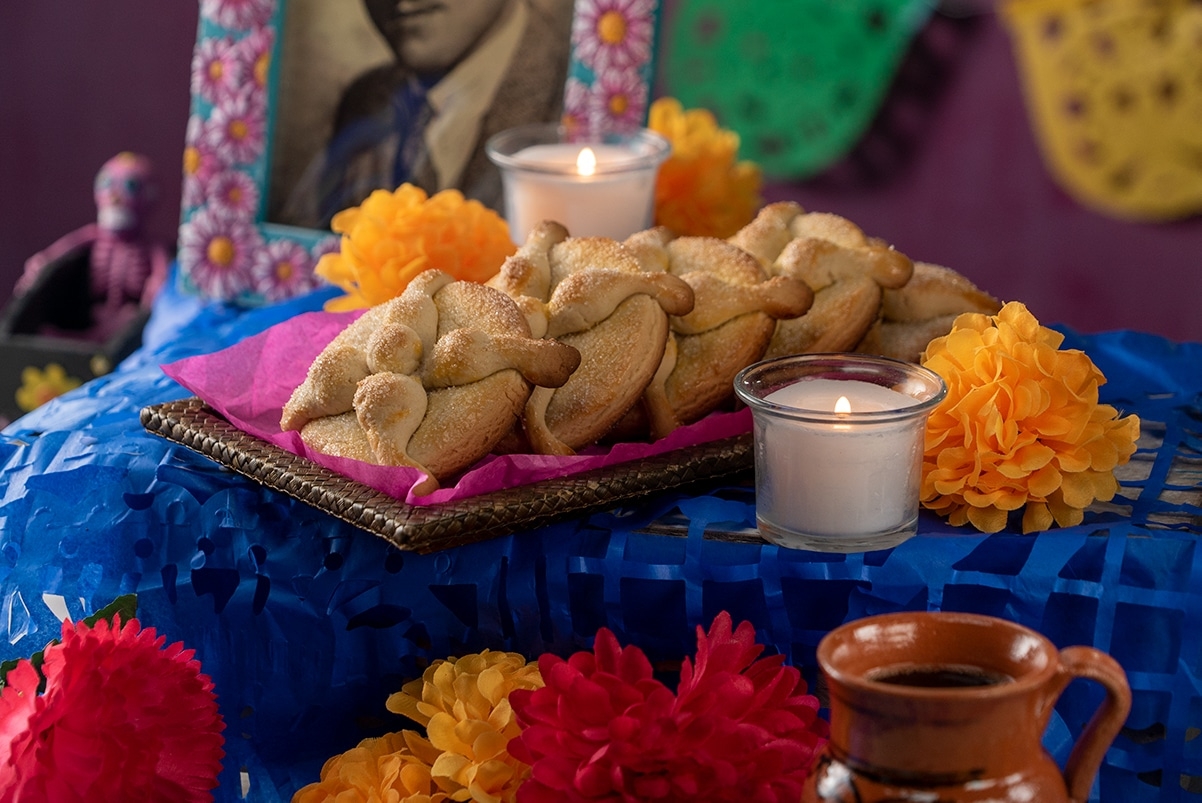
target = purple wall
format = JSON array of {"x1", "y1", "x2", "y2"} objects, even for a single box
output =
[
  {"x1": 1, "y1": 4, "x2": 1199, "y2": 343},
  {"x1": 0, "y1": 2, "x2": 196, "y2": 302}
]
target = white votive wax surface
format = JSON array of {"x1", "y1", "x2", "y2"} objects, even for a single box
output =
[
  {"x1": 501, "y1": 143, "x2": 658, "y2": 242},
  {"x1": 767, "y1": 378, "x2": 920, "y2": 413},
  {"x1": 756, "y1": 378, "x2": 924, "y2": 544}
]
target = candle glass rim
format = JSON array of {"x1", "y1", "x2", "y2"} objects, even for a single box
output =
[
  {"x1": 485, "y1": 123, "x2": 671, "y2": 177},
  {"x1": 733, "y1": 352, "x2": 948, "y2": 424}
]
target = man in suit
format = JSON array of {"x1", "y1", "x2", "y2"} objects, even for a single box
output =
[{"x1": 302, "y1": 0, "x2": 572, "y2": 229}]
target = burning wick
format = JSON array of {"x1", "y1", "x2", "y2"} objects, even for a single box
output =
[{"x1": 576, "y1": 147, "x2": 597, "y2": 177}]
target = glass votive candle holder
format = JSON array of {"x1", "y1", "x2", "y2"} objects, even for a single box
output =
[
  {"x1": 485, "y1": 123, "x2": 670, "y2": 243},
  {"x1": 733, "y1": 353, "x2": 947, "y2": 553}
]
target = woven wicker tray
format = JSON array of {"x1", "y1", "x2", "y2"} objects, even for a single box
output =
[{"x1": 140, "y1": 398, "x2": 754, "y2": 553}]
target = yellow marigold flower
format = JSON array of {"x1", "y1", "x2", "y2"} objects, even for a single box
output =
[
  {"x1": 16, "y1": 363, "x2": 82, "y2": 413},
  {"x1": 316, "y1": 184, "x2": 516, "y2": 311},
  {"x1": 386, "y1": 650, "x2": 543, "y2": 803},
  {"x1": 292, "y1": 730, "x2": 450, "y2": 803},
  {"x1": 648, "y1": 97, "x2": 762, "y2": 239},
  {"x1": 920, "y1": 301, "x2": 1140, "y2": 534}
]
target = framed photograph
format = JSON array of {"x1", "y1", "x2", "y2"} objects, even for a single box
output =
[{"x1": 178, "y1": 0, "x2": 662, "y2": 306}]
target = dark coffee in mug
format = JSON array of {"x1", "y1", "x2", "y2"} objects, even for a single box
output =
[{"x1": 868, "y1": 663, "x2": 1014, "y2": 689}]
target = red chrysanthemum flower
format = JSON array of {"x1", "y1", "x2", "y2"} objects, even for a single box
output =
[
  {"x1": 0, "y1": 615, "x2": 226, "y2": 803},
  {"x1": 509, "y1": 612, "x2": 828, "y2": 802}
]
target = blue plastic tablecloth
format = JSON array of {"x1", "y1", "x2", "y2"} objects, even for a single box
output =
[{"x1": 1, "y1": 271, "x2": 1200, "y2": 801}]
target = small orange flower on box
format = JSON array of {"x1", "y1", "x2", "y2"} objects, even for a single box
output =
[
  {"x1": 649, "y1": 97, "x2": 763, "y2": 239},
  {"x1": 316, "y1": 184, "x2": 516, "y2": 311},
  {"x1": 920, "y1": 301, "x2": 1140, "y2": 534}
]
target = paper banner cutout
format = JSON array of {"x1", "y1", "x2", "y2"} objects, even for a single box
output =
[
  {"x1": 659, "y1": 0, "x2": 935, "y2": 180},
  {"x1": 1002, "y1": 0, "x2": 1202, "y2": 220}
]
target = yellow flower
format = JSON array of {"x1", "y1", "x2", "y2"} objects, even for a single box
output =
[
  {"x1": 648, "y1": 97, "x2": 762, "y2": 239},
  {"x1": 386, "y1": 650, "x2": 543, "y2": 803},
  {"x1": 16, "y1": 363, "x2": 82, "y2": 413},
  {"x1": 292, "y1": 730, "x2": 450, "y2": 803},
  {"x1": 920, "y1": 302, "x2": 1140, "y2": 534},
  {"x1": 316, "y1": 184, "x2": 516, "y2": 311}
]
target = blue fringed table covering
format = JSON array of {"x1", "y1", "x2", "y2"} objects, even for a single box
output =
[{"x1": 1, "y1": 271, "x2": 1200, "y2": 802}]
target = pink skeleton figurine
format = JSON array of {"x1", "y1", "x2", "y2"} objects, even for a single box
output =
[{"x1": 17, "y1": 152, "x2": 169, "y2": 339}]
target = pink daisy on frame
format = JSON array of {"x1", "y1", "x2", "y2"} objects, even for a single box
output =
[
  {"x1": 179, "y1": 207, "x2": 261, "y2": 299},
  {"x1": 562, "y1": 76, "x2": 591, "y2": 138},
  {"x1": 207, "y1": 169, "x2": 261, "y2": 217},
  {"x1": 252, "y1": 238, "x2": 318, "y2": 301},
  {"x1": 199, "y1": 0, "x2": 274, "y2": 31},
  {"x1": 310, "y1": 235, "x2": 340, "y2": 262},
  {"x1": 182, "y1": 116, "x2": 226, "y2": 210},
  {"x1": 190, "y1": 35, "x2": 242, "y2": 106},
  {"x1": 205, "y1": 87, "x2": 266, "y2": 165},
  {"x1": 235, "y1": 26, "x2": 275, "y2": 92},
  {"x1": 572, "y1": 0, "x2": 656, "y2": 75},
  {"x1": 588, "y1": 66, "x2": 649, "y2": 133}
]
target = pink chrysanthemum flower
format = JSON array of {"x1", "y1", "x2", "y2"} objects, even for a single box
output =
[
  {"x1": 191, "y1": 36, "x2": 243, "y2": 106},
  {"x1": 179, "y1": 207, "x2": 261, "y2": 299},
  {"x1": 572, "y1": 0, "x2": 655, "y2": 75},
  {"x1": 207, "y1": 169, "x2": 260, "y2": 217},
  {"x1": 587, "y1": 67, "x2": 648, "y2": 133},
  {"x1": 0, "y1": 616, "x2": 225, "y2": 802},
  {"x1": 253, "y1": 238, "x2": 316, "y2": 301},
  {"x1": 509, "y1": 612, "x2": 829, "y2": 802},
  {"x1": 0, "y1": 662, "x2": 40, "y2": 769},
  {"x1": 236, "y1": 26, "x2": 275, "y2": 91},
  {"x1": 205, "y1": 88, "x2": 266, "y2": 165},
  {"x1": 199, "y1": 0, "x2": 274, "y2": 31}
]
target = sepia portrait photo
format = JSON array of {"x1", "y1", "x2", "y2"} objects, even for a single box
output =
[{"x1": 267, "y1": 0, "x2": 574, "y2": 231}]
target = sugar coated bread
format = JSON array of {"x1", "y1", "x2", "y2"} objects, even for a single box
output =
[
  {"x1": 489, "y1": 222, "x2": 695, "y2": 454},
  {"x1": 282, "y1": 269, "x2": 579, "y2": 493},
  {"x1": 622, "y1": 229, "x2": 813, "y2": 438},
  {"x1": 730, "y1": 202, "x2": 914, "y2": 360},
  {"x1": 857, "y1": 261, "x2": 1003, "y2": 362},
  {"x1": 284, "y1": 209, "x2": 1001, "y2": 492}
]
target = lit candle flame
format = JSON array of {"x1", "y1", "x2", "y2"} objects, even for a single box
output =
[
  {"x1": 576, "y1": 147, "x2": 597, "y2": 177},
  {"x1": 835, "y1": 396, "x2": 852, "y2": 414}
]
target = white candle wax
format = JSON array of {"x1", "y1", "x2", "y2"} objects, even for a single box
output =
[
  {"x1": 756, "y1": 378, "x2": 924, "y2": 543},
  {"x1": 500, "y1": 143, "x2": 659, "y2": 242}
]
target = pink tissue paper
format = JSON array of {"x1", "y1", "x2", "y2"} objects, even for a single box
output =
[{"x1": 162, "y1": 310, "x2": 752, "y2": 505}]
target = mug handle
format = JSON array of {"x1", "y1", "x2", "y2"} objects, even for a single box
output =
[{"x1": 1056, "y1": 646, "x2": 1133, "y2": 803}]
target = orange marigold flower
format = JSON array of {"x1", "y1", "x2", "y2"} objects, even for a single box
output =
[
  {"x1": 385, "y1": 650, "x2": 543, "y2": 803},
  {"x1": 292, "y1": 730, "x2": 450, "y2": 803},
  {"x1": 920, "y1": 301, "x2": 1141, "y2": 534},
  {"x1": 296, "y1": 650, "x2": 542, "y2": 803},
  {"x1": 315, "y1": 183, "x2": 516, "y2": 311},
  {"x1": 648, "y1": 97, "x2": 762, "y2": 239}
]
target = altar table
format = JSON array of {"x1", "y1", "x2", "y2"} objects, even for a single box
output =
[{"x1": 1, "y1": 271, "x2": 1199, "y2": 802}]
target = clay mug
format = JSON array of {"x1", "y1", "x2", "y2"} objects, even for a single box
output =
[{"x1": 802, "y1": 611, "x2": 1131, "y2": 803}]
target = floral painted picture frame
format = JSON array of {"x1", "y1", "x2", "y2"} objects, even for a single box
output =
[{"x1": 178, "y1": 0, "x2": 662, "y2": 307}]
